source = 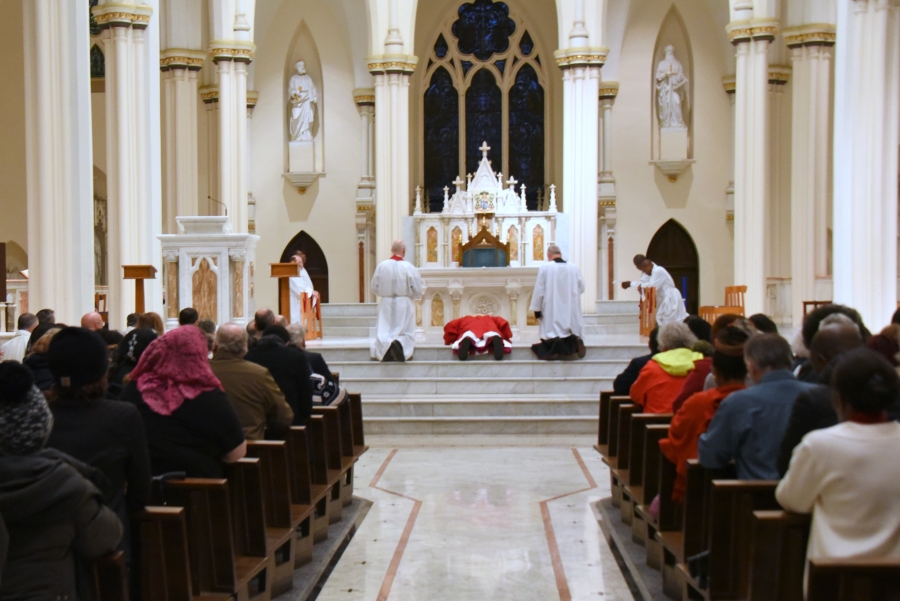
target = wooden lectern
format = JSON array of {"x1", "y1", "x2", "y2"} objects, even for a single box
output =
[
  {"x1": 123, "y1": 265, "x2": 158, "y2": 314},
  {"x1": 270, "y1": 263, "x2": 322, "y2": 340}
]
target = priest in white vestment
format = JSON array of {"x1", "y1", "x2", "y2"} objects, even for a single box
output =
[
  {"x1": 370, "y1": 240, "x2": 424, "y2": 362},
  {"x1": 529, "y1": 245, "x2": 587, "y2": 360},
  {"x1": 622, "y1": 254, "x2": 688, "y2": 326},
  {"x1": 289, "y1": 251, "x2": 318, "y2": 325}
]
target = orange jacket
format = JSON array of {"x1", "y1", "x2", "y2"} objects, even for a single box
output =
[
  {"x1": 659, "y1": 383, "x2": 746, "y2": 502},
  {"x1": 629, "y1": 361, "x2": 689, "y2": 414}
]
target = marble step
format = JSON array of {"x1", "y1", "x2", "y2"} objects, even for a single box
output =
[
  {"x1": 320, "y1": 303, "x2": 377, "y2": 317},
  {"x1": 360, "y1": 394, "x2": 599, "y2": 418},
  {"x1": 321, "y1": 326, "x2": 376, "y2": 338},
  {"x1": 316, "y1": 344, "x2": 646, "y2": 363},
  {"x1": 583, "y1": 323, "x2": 639, "y2": 335},
  {"x1": 583, "y1": 313, "x2": 639, "y2": 325},
  {"x1": 595, "y1": 300, "x2": 642, "y2": 315},
  {"x1": 329, "y1": 359, "x2": 627, "y2": 379},
  {"x1": 341, "y1": 375, "x2": 613, "y2": 395},
  {"x1": 362, "y1": 414, "x2": 598, "y2": 435}
]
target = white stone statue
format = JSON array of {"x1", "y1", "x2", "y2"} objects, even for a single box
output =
[
  {"x1": 655, "y1": 45, "x2": 689, "y2": 130},
  {"x1": 289, "y1": 60, "x2": 318, "y2": 142}
]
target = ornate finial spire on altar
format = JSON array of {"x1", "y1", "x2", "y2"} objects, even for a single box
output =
[
  {"x1": 506, "y1": 176, "x2": 518, "y2": 194},
  {"x1": 453, "y1": 175, "x2": 464, "y2": 192},
  {"x1": 443, "y1": 186, "x2": 450, "y2": 212},
  {"x1": 479, "y1": 141, "x2": 491, "y2": 158},
  {"x1": 520, "y1": 184, "x2": 527, "y2": 211},
  {"x1": 549, "y1": 184, "x2": 558, "y2": 213},
  {"x1": 414, "y1": 185, "x2": 423, "y2": 215}
]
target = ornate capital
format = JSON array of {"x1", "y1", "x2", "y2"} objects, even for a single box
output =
[
  {"x1": 722, "y1": 76, "x2": 736, "y2": 94},
  {"x1": 229, "y1": 249, "x2": 247, "y2": 262},
  {"x1": 246, "y1": 91, "x2": 259, "y2": 108},
  {"x1": 160, "y1": 48, "x2": 206, "y2": 72},
  {"x1": 92, "y1": 3, "x2": 153, "y2": 30},
  {"x1": 367, "y1": 54, "x2": 418, "y2": 75},
  {"x1": 768, "y1": 65, "x2": 791, "y2": 85},
  {"x1": 353, "y1": 87, "x2": 376, "y2": 106},
  {"x1": 783, "y1": 24, "x2": 836, "y2": 48},
  {"x1": 598, "y1": 81, "x2": 619, "y2": 99},
  {"x1": 726, "y1": 18, "x2": 780, "y2": 44},
  {"x1": 199, "y1": 86, "x2": 218, "y2": 104},
  {"x1": 554, "y1": 47, "x2": 608, "y2": 70},
  {"x1": 162, "y1": 250, "x2": 179, "y2": 263},
  {"x1": 209, "y1": 41, "x2": 255, "y2": 63}
]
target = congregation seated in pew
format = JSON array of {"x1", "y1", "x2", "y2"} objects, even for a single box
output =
[
  {"x1": 245, "y1": 324, "x2": 314, "y2": 426},
  {"x1": 672, "y1": 314, "x2": 746, "y2": 412},
  {"x1": 120, "y1": 325, "x2": 248, "y2": 477},
  {"x1": 777, "y1": 348, "x2": 900, "y2": 571},
  {"x1": 630, "y1": 322, "x2": 702, "y2": 414},
  {"x1": 613, "y1": 325, "x2": 659, "y2": 396}
]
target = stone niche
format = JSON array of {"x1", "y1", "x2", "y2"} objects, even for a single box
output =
[{"x1": 159, "y1": 217, "x2": 259, "y2": 329}]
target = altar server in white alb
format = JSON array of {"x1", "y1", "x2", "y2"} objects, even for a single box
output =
[
  {"x1": 289, "y1": 251, "x2": 318, "y2": 325},
  {"x1": 622, "y1": 254, "x2": 688, "y2": 326},
  {"x1": 371, "y1": 240, "x2": 424, "y2": 362},
  {"x1": 529, "y1": 245, "x2": 587, "y2": 360}
]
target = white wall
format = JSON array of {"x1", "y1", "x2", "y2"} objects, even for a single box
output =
[
  {"x1": 612, "y1": 0, "x2": 735, "y2": 306},
  {"x1": 250, "y1": 0, "x2": 363, "y2": 308}
]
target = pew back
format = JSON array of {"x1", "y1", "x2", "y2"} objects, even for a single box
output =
[{"x1": 807, "y1": 559, "x2": 900, "y2": 601}]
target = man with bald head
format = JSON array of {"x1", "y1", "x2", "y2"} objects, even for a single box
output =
[
  {"x1": 777, "y1": 325, "x2": 864, "y2": 476},
  {"x1": 80, "y1": 312, "x2": 104, "y2": 332},
  {"x1": 370, "y1": 239, "x2": 424, "y2": 362},
  {"x1": 210, "y1": 323, "x2": 293, "y2": 440}
]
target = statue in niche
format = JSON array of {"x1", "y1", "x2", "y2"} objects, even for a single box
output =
[
  {"x1": 192, "y1": 258, "x2": 218, "y2": 322},
  {"x1": 289, "y1": 60, "x2": 318, "y2": 142},
  {"x1": 427, "y1": 227, "x2": 438, "y2": 263},
  {"x1": 431, "y1": 295, "x2": 445, "y2": 327},
  {"x1": 655, "y1": 45, "x2": 689, "y2": 130}
]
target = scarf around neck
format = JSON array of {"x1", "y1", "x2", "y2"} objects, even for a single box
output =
[{"x1": 129, "y1": 326, "x2": 221, "y2": 416}]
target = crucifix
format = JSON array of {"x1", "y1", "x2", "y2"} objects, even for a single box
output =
[{"x1": 479, "y1": 141, "x2": 491, "y2": 158}]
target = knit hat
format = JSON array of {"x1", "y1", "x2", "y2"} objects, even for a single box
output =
[
  {"x1": 0, "y1": 362, "x2": 53, "y2": 456},
  {"x1": 47, "y1": 327, "x2": 109, "y2": 388}
]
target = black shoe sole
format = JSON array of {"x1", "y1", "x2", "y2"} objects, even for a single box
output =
[
  {"x1": 576, "y1": 338, "x2": 586, "y2": 359},
  {"x1": 458, "y1": 338, "x2": 471, "y2": 361},
  {"x1": 492, "y1": 336, "x2": 504, "y2": 360}
]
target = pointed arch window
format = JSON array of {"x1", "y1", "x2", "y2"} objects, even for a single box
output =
[{"x1": 421, "y1": 0, "x2": 547, "y2": 212}]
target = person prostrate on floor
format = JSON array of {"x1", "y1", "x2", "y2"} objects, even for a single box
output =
[
  {"x1": 530, "y1": 244, "x2": 586, "y2": 360},
  {"x1": 444, "y1": 314, "x2": 513, "y2": 361},
  {"x1": 776, "y1": 348, "x2": 900, "y2": 570},
  {"x1": 621, "y1": 254, "x2": 688, "y2": 326},
  {"x1": 371, "y1": 239, "x2": 424, "y2": 362}
]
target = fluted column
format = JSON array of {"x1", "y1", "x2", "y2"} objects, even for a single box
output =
[
  {"x1": 598, "y1": 83, "x2": 618, "y2": 301},
  {"x1": 94, "y1": 1, "x2": 163, "y2": 328},
  {"x1": 786, "y1": 26, "x2": 835, "y2": 326},
  {"x1": 556, "y1": 49, "x2": 603, "y2": 313},
  {"x1": 369, "y1": 59, "x2": 416, "y2": 261},
  {"x1": 355, "y1": 89, "x2": 376, "y2": 302},
  {"x1": 727, "y1": 19, "x2": 778, "y2": 315},
  {"x1": 833, "y1": 0, "x2": 900, "y2": 327},
  {"x1": 23, "y1": 0, "x2": 95, "y2": 324},
  {"x1": 161, "y1": 51, "x2": 204, "y2": 233}
]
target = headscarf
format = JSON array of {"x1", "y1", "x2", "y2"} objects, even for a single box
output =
[
  {"x1": 128, "y1": 326, "x2": 221, "y2": 415},
  {"x1": 0, "y1": 362, "x2": 53, "y2": 456},
  {"x1": 115, "y1": 327, "x2": 158, "y2": 368}
]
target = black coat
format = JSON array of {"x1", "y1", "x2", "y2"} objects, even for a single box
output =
[
  {"x1": 245, "y1": 337, "x2": 313, "y2": 426},
  {"x1": 23, "y1": 354, "x2": 54, "y2": 392},
  {"x1": 613, "y1": 354, "x2": 653, "y2": 396},
  {"x1": 0, "y1": 449, "x2": 122, "y2": 601},
  {"x1": 301, "y1": 349, "x2": 334, "y2": 383}
]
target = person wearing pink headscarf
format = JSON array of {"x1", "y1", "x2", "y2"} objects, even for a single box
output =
[{"x1": 121, "y1": 326, "x2": 246, "y2": 477}]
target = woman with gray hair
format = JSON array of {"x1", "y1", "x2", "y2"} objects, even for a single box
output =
[{"x1": 629, "y1": 322, "x2": 704, "y2": 413}]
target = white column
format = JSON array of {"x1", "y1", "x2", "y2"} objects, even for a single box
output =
[
  {"x1": 598, "y1": 83, "x2": 618, "y2": 301},
  {"x1": 161, "y1": 52, "x2": 204, "y2": 233},
  {"x1": 200, "y1": 86, "x2": 219, "y2": 215},
  {"x1": 786, "y1": 27, "x2": 835, "y2": 326},
  {"x1": 355, "y1": 90, "x2": 376, "y2": 302},
  {"x1": 94, "y1": 2, "x2": 163, "y2": 328},
  {"x1": 247, "y1": 91, "x2": 258, "y2": 233},
  {"x1": 728, "y1": 21, "x2": 777, "y2": 315},
  {"x1": 369, "y1": 61, "x2": 416, "y2": 261},
  {"x1": 556, "y1": 52, "x2": 603, "y2": 313},
  {"x1": 23, "y1": 0, "x2": 95, "y2": 324},
  {"x1": 833, "y1": 0, "x2": 900, "y2": 327},
  {"x1": 723, "y1": 78, "x2": 736, "y2": 217}
]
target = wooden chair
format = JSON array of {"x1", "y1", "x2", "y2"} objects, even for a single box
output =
[
  {"x1": 699, "y1": 305, "x2": 745, "y2": 325},
  {"x1": 724, "y1": 285, "x2": 747, "y2": 313},
  {"x1": 300, "y1": 292, "x2": 322, "y2": 340},
  {"x1": 640, "y1": 287, "x2": 657, "y2": 337},
  {"x1": 807, "y1": 558, "x2": 900, "y2": 601},
  {"x1": 802, "y1": 300, "x2": 833, "y2": 319},
  {"x1": 748, "y1": 510, "x2": 811, "y2": 601}
]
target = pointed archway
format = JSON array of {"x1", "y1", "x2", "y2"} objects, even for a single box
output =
[
  {"x1": 646, "y1": 220, "x2": 699, "y2": 315},
  {"x1": 281, "y1": 231, "x2": 329, "y2": 303}
]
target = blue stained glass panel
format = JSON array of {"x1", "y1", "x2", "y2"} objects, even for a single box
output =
[
  {"x1": 434, "y1": 34, "x2": 449, "y2": 58},
  {"x1": 461, "y1": 61, "x2": 474, "y2": 76},
  {"x1": 452, "y1": 0, "x2": 516, "y2": 61},
  {"x1": 519, "y1": 30, "x2": 534, "y2": 55},
  {"x1": 494, "y1": 59, "x2": 506, "y2": 74},
  {"x1": 424, "y1": 67, "x2": 460, "y2": 213},
  {"x1": 90, "y1": 45, "x2": 105, "y2": 78},
  {"x1": 465, "y1": 69, "x2": 502, "y2": 176},
  {"x1": 508, "y1": 64, "x2": 544, "y2": 210}
]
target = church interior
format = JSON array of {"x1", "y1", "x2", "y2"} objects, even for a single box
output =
[{"x1": 1, "y1": 0, "x2": 900, "y2": 599}]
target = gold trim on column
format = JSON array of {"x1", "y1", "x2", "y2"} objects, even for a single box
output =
[
  {"x1": 722, "y1": 76, "x2": 736, "y2": 94},
  {"x1": 726, "y1": 19, "x2": 780, "y2": 44},
  {"x1": 598, "y1": 200, "x2": 616, "y2": 208},
  {"x1": 768, "y1": 65, "x2": 792, "y2": 85},
  {"x1": 783, "y1": 24, "x2": 836, "y2": 48},
  {"x1": 160, "y1": 49, "x2": 206, "y2": 72},
  {"x1": 246, "y1": 91, "x2": 259, "y2": 108},
  {"x1": 367, "y1": 54, "x2": 418, "y2": 74},
  {"x1": 92, "y1": 3, "x2": 153, "y2": 29},
  {"x1": 554, "y1": 47, "x2": 608, "y2": 69},
  {"x1": 209, "y1": 41, "x2": 256, "y2": 63},
  {"x1": 354, "y1": 87, "x2": 376, "y2": 105},
  {"x1": 199, "y1": 86, "x2": 218, "y2": 104},
  {"x1": 598, "y1": 81, "x2": 619, "y2": 99}
]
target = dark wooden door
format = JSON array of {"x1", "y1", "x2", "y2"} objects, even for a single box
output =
[
  {"x1": 646, "y1": 220, "x2": 699, "y2": 315},
  {"x1": 281, "y1": 231, "x2": 329, "y2": 304}
]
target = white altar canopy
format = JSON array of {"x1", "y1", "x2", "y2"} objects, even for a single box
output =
[{"x1": 403, "y1": 144, "x2": 570, "y2": 342}]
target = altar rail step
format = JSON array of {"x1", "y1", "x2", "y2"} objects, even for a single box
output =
[
  {"x1": 315, "y1": 344, "x2": 647, "y2": 363},
  {"x1": 341, "y1": 375, "x2": 613, "y2": 396},
  {"x1": 363, "y1": 414, "x2": 597, "y2": 435},
  {"x1": 360, "y1": 394, "x2": 599, "y2": 418},
  {"x1": 327, "y1": 359, "x2": 629, "y2": 379}
]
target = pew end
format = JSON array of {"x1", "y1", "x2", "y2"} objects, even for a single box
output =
[{"x1": 808, "y1": 558, "x2": 900, "y2": 601}]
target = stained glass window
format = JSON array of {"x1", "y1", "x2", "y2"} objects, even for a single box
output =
[
  {"x1": 424, "y1": 67, "x2": 460, "y2": 212},
  {"x1": 434, "y1": 34, "x2": 449, "y2": 59},
  {"x1": 89, "y1": 0, "x2": 100, "y2": 37},
  {"x1": 465, "y1": 69, "x2": 502, "y2": 176},
  {"x1": 452, "y1": 0, "x2": 516, "y2": 61},
  {"x1": 508, "y1": 64, "x2": 543, "y2": 209},
  {"x1": 519, "y1": 30, "x2": 534, "y2": 55},
  {"x1": 90, "y1": 45, "x2": 105, "y2": 79}
]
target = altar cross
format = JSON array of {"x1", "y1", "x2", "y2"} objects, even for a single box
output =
[{"x1": 479, "y1": 141, "x2": 491, "y2": 158}]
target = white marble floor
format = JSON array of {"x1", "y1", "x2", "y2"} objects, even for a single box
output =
[{"x1": 317, "y1": 444, "x2": 635, "y2": 601}]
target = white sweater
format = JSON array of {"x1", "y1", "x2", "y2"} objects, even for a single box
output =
[{"x1": 776, "y1": 421, "x2": 900, "y2": 561}]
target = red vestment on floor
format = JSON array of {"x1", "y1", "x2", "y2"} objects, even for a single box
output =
[{"x1": 443, "y1": 315, "x2": 513, "y2": 355}]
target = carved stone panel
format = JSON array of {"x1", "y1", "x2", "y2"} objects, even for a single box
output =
[
  {"x1": 427, "y1": 227, "x2": 438, "y2": 263},
  {"x1": 470, "y1": 293, "x2": 499, "y2": 316},
  {"x1": 431, "y1": 294, "x2": 445, "y2": 327},
  {"x1": 532, "y1": 225, "x2": 544, "y2": 261},
  {"x1": 166, "y1": 261, "x2": 179, "y2": 319},
  {"x1": 452, "y1": 226, "x2": 463, "y2": 263},
  {"x1": 508, "y1": 225, "x2": 519, "y2": 261},
  {"x1": 192, "y1": 258, "x2": 217, "y2": 323},
  {"x1": 232, "y1": 261, "x2": 244, "y2": 319}
]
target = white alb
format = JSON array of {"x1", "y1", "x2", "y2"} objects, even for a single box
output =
[{"x1": 370, "y1": 258, "x2": 425, "y2": 360}]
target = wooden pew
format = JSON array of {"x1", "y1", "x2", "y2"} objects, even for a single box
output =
[
  {"x1": 285, "y1": 426, "x2": 323, "y2": 567},
  {"x1": 137, "y1": 506, "x2": 235, "y2": 601},
  {"x1": 601, "y1": 398, "x2": 635, "y2": 509},
  {"x1": 311, "y1": 406, "x2": 346, "y2": 524},
  {"x1": 680, "y1": 480, "x2": 780, "y2": 601},
  {"x1": 162, "y1": 478, "x2": 271, "y2": 601},
  {"x1": 245, "y1": 442, "x2": 299, "y2": 597},
  {"x1": 307, "y1": 415, "x2": 337, "y2": 542},
  {"x1": 807, "y1": 558, "x2": 900, "y2": 601},
  {"x1": 623, "y1": 414, "x2": 673, "y2": 542},
  {"x1": 92, "y1": 551, "x2": 128, "y2": 601},
  {"x1": 595, "y1": 391, "x2": 614, "y2": 455},
  {"x1": 348, "y1": 393, "x2": 366, "y2": 454},
  {"x1": 631, "y1": 422, "x2": 673, "y2": 569},
  {"x1": 748, "y1": 510, "x2": 810, "y2": 601},
  {"x1": 611, "y1": 403, "x2": 640, "y2": 522}
]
